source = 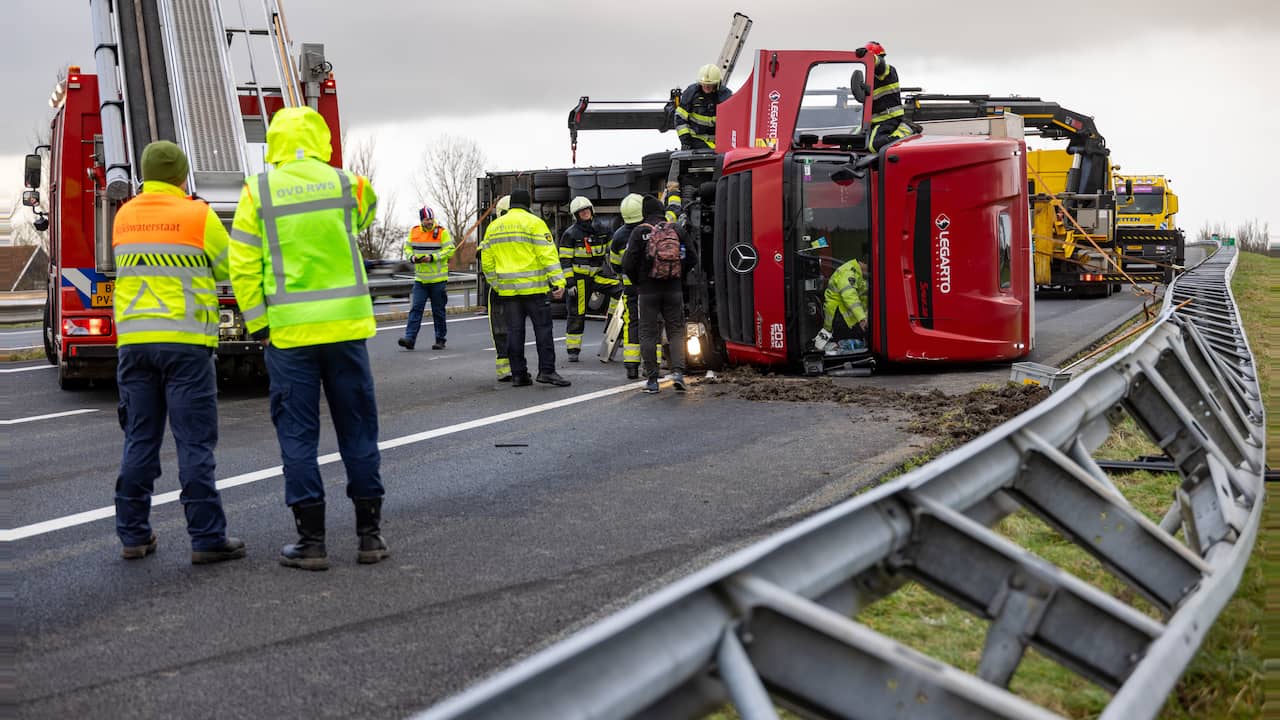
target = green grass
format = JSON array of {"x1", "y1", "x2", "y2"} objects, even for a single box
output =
[{"x1": 706, "y1": 253, "x2": 1275, "y2": 719}]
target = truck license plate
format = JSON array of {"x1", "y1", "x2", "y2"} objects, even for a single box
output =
[{"x1": 91, "y1": 281, "x2": 114, "y2": 308}]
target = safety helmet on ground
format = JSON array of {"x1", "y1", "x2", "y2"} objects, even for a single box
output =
[
  {"x1": 419, "y1": 206, "x2": 436, "y2": 223},
  {"x1": 620, "y1": 193, "x2": 644, "y2": 224},
  {"x1": 697, "y1": 64, "x2": 722, "y2": 87},
  {"x1": 569, "y1": 196, "x2": 594, "y2": 217},
  {"x1": 496, "y1": 195, "x2": 510, "y2": 216},
  {"x1": 864, "y1": 41, "x2": 885, "y2": 57}
]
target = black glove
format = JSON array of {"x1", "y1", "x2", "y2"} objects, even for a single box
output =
[
  {"x1": 250, "y1": 326, "x2": 270, "y2": 342},
  {"x1": 854, "y1": 47, "x2": 867, "y2": 58}
]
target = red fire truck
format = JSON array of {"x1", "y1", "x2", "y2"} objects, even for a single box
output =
[
  {"x1": 565, "y1": 47, "x2": 1034, "y2": 373},
  {"x1": 22, "y1": 0, "x2": 343, "y2": 389}
]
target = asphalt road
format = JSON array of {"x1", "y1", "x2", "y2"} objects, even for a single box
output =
[{"x1": 7, "y1": 288, "x2": 1155, "y2": 719}]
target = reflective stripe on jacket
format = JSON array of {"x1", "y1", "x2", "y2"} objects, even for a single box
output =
[
  {"x1": 869, "y1": 62, "x2": 905, "y2": 125},
  {"x1": 405, "y1": 225, "x2": 455, "y2": 283},
  {"x1": 675, "y1": 84, "x2": 731, "y2": 150},
  {"x1": 560, "y1": 219, "x2": 619, "y2": 286},
  {"x1": 229, "y1": 107, "x2": 377, "y2": 348},
  {"x1": 113, "y1": 181, "x2": 229, "y2": 347},
  {"x1": 823, "y1": 258, "x2": 868, "y2": 331},
  {"x1": 480, "y1": 208, "x2": 565, "y2": 296}
]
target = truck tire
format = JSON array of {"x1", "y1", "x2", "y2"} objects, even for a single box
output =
[
  {"x1": 42, "y1": 297, "x2": 56, "y2": 365},
  {"x1": 58, "y1": 361, "x2": 87, "y2": 391},
  {"x1": 533, "y1": 171, "x2": 568, "y2": 188},
  {"x1": 641, "y1": 150, "x2": 674, "y2": 177},
  {"x1": 533, "y1": 186, "x2": 571, "y2": 203}
]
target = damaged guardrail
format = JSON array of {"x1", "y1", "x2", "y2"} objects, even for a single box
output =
[{"x1": 414, "y1": 246, "x2": 1264, "y2": 720}]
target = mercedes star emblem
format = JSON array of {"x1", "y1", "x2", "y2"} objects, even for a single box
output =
[{"x1": 728, "y1": 243, "x2": 758, "y2": 274}]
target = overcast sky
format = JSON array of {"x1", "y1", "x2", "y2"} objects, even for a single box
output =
[{"x1": 3, "y1": 0, "x2": 1277, "y2": 236}]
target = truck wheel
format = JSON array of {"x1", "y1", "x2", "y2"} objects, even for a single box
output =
[
  {"x1": 641, "y1": 150, "x2": 674, "y2": 177},
  {"x1": 533, "y1": 171, "x2": 568, "y2": 188},
  {"x1": 42, "y1": 298, "x2": 56, "y2": 365},
  {"x1": 58, "y1": 361, "x2": 87, "y2": 391},
  {"x1": 533, "y1": 187, "x2": 571, "y2": 203}
]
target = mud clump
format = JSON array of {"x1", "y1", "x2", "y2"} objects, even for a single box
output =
[{"x1": 703, "y1": 367, "x2": 1049, "y2": 444}]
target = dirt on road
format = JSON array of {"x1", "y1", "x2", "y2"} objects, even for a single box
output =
[{"x1": 701, "y1": 367, "x2": 1049, "y2": 444}]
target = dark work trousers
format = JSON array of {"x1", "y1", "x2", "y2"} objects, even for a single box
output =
[
  {"x1": 504, "y1": 293, "x2": 557, "y2": 378},
  {"x1": 638, "y1": 290, "x2": 686, "y2": 380},
  {"x1": 115, "y1": 343, "x2": 228, "y2": 550},
  {"x1": 623, "y1": 291, "x2": 641, "y2": 365},
  {"x1": 488, "y1": 287, "x2": 510, "y2": 378},
  {"x1": 406, "y1": 280, "x2": 448, "y2": 343},
  {"x1": 265, "y1": 339, "x2": 384, "y2": 507}
]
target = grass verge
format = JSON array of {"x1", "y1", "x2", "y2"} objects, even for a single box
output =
[{"x1": 709, "y1": 253, "x2": 1274, "y2": 719}]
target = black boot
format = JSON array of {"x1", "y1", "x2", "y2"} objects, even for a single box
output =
[
  {"x1": 625, "y1": 363, "x2": 640, "y2": 380},
  {"x1": 354, "y1": 497, "x2": 390, "y2": 564},
  {"x1": 280, "y1": 501, "x2": 328, "y2": 571}
]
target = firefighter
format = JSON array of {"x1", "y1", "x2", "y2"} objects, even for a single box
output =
[
  {"x1": 813, "y1": 258, "x2": 870, "y2": 353},
  {"x1": 675, "y1": 64, "x2": 732, "y2": 151},
  {"x1": 229, "y1": 106, "x2": 388, "y2": 571},
  {"x1": 398, "y1": 206, "x2": 456, "y2": 351},
  {"x1": 481, "y1": 188, "x2": 571, "y2": 387},
  {"x1": 559, "y1": 196, "x2": 621, "y2": 361},
  {"x1": 479, "y1": 195, "x2": 512, "y2": 381},
  {"x1": 111, "y1": 140, "x2": 246, "y2": 565},
  {"x1": 855, "y1": 41, "x2": 915, "y2": 151},
  {"x1": 609, "y1": 193, "x2": 645, "y2": 378}
]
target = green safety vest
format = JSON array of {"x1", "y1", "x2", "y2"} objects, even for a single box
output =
[
  {"x1": 480, "y1": 208, "x2": 565, "y2": 296},
  {"x1": 823, "y1": 258, "x2": 869, "y2": 331}
]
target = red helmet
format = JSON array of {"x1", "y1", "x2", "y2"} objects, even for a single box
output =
[{"x1": 864, "y1": 41, "x2": 885, "y2": 57}]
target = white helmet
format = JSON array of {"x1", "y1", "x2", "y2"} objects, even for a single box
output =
[
  {"x1": 569, "y1": 196, "x2": 594, "y2": 217},
  {"x1": 697, "y1": 64, "x2": 722, "y2": 87},
  {"x1": 495, "y1": 195, "x2": 510, "y2": 216},
  {"x1": 620, "y1": 193, "x2": 644, "y2": 224}
]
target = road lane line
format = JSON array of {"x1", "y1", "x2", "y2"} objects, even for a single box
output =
[
  {"x1": 1, "y1": 379, "x2": 646, "y2": 541},
  {"x1": 484, "y1": 337, "x2": 567, "y2": 352},
  {"x1": 377, "y1": 315, "x2": 489, "y2": 333},
  {"x1": 0, "y1": 364, "x2": 55, "y2": 373},
  {"x1": 0, "y1": 409, "x2": 99, "y2": 425}
]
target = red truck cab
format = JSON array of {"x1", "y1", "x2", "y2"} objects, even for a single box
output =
[{"x1": 690, "y1": 50, "x2": 1032, "y2": 371}]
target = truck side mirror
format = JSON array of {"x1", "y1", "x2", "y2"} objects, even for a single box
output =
[
  {"x1": 22, "y1": 190, "x2": 41, "y2": 207},
  {"x1": 1124, "y1": 179, "x2": 1133, "y2": 196},
  {"x1": 850, "y1": 69, "x2": 868, "y2": 104},
  {"x1": 24, "y1": 153, "x2": 42, "y2": 188}
]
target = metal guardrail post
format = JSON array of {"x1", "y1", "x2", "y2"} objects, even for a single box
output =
[{"x1": 397, "y1": 249, "x2": 1270, "y2": 720}]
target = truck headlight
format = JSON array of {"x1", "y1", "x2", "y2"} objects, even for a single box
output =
[{"x1": 686, "y1": 335, "x2": 702, "y2": 357}]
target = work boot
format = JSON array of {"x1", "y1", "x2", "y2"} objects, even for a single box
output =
[
  {"x1": 397, "y1": 337, "x2": 415, "y2": 350},
  {"x1": 536, "y1": 372, "x2": 571, "y2": 387},
  {"x1": 672, "y1": 371, "x2": 687, "y2": 392},
  {"x1": 643, "y1": 378, "x2": 660, "y2": 394},
  {"x1": 280, "y1": 501, "x2": 328, "y2": 571},
  {"x1": 121, "y1": 534, "x2": 158, "y2": 560},
  {"x1": 511, "y1": 374, "x2": 533, "y2": 387},
  {"x1": 498, "y1": 374, "x2": 513, "y2": 383},
  {"x1": 625, "y1": 364, "x2": 640, "y2": 380},
  {"x1": 431, "y1": 339, "x2": 446, "y2": 350},
  {"x1": 191, "y1": 537, "x2": 247, "y2": 565},
  {"x1": 354, "y1": 497, "x2": 390, "y2": 564},
  {"x1": 567, "y1": 350, "x2": 580, "y2": 363}
]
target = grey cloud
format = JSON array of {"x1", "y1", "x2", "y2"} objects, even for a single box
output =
[{"x1": 3, "y1": 0, "x2": 1274, "y2": 155}]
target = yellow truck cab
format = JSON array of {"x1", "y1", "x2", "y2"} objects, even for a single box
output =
[{"x1": 1116, "y1": 175, "x2": 1179, "y2": 230}]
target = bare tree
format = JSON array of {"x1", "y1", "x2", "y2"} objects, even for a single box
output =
[
  {"x1": 418, "y1": 134, "x2": 486, "y2": 270},
  {"x1": 342, "y1": 133, "x2": 402, "y2": 260}
]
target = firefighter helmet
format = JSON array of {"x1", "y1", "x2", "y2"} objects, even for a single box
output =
[
  {"x1": 698, "y1": 64, "x2": 722, "y2": 86},
  {"x1": 569, "y1": 196, "x2": 594, "y2": 218},
  {"x1": 864, "y1": 41, "x2": 885, "y2": 57},
  {"x1": 495, "y1": 195, "x2": 510, "y2": 216},
  {"x1": 620, "y1": 193, "x2": 644, "y2": 224}
]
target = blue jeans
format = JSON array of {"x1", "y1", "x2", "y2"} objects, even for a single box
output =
[
  {"x1": 406, "y1": 280, "x2": 448, "y2": 342},
  {"x1": 115, "y1": 343, "x2": 228, "y2": 550},
  {"x1": 504, "y1": 293, "x2": 556, "y2": 377},
  {"x1": 265, "y1": 340, "x2": 383, "y2": 507}
]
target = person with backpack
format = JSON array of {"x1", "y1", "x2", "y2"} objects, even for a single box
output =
[{"x1": 622, "y1": 195, "x2": 697, "y2": 394}]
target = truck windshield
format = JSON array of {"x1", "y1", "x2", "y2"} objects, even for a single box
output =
[
  {"x1": 796, "y1": 63, "x2": 864, "y2": 135},
  {"x1": 1117, "y1": 189, "x2": 1165, "y2": 215},
  {"x1": 791, "y1": 155, "x2": 872, "y2": 353}
]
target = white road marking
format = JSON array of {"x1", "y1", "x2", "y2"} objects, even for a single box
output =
[
  {"x1": 1, "y1": 379, "x2": 647, "y2": 541},
  {"x1": 0, "y1": 364, "x2": 55, "y2": 374},
  {"x1": 484, "y1": 337, "x2": 567, "y2": 352},
  {"x1": 376, "y1": 315, "x2": 490, "y2": 334},
  {"x1": 1, "y1": 346, "x2": 39, "y2": 352},
  {"x1": 0, "y1": 409, "x2": 99, "y2": 425}
]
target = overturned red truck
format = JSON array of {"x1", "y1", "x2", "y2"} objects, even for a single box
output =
[{"x1": 556, "y1": 48, "x2": 1034, "y2": 373}]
